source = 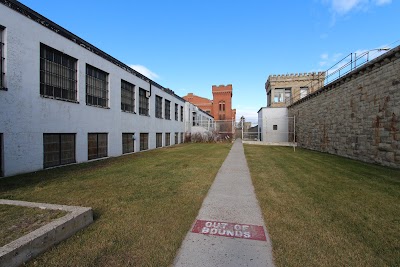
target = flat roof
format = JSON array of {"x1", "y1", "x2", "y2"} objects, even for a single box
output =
[{"x1": 0, "y1": 0, "x2": 186, "y2": 103}]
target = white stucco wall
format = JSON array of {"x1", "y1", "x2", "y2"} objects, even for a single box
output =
[
  {"x1": 0, "y1": 4, "x2": 210, "y2": 177},
  {"x1": 184, "y1": 103, "x2": 214, "y2": 133},
  {"x1": 258, "y1": 107, "x2": 289, "y2": 143}
]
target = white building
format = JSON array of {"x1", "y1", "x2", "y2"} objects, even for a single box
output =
[
  {"x1": 257, "y1": 107, "x2": 289, "y2": 143},
  {"x1": 0, "y1": 0, "x2": 213, "y2": 177}
]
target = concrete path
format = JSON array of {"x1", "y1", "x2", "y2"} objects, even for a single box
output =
[{"x1": 173, "y1": 139, "x2": 275, "y2": 267}]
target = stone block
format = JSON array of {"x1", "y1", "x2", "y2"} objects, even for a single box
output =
[{"x1": 378, "y1": 143, "x2": 393, "y2": 152}]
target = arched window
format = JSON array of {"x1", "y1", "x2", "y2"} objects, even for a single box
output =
[{"x1": 219, "y1": 101, "x2": 225, "y2": 112}]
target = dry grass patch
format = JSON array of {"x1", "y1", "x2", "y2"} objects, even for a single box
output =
[
  {"x1": 0, "y1": 204, "x2": 66, "y2": 246},
  {"x1": 0, "y1": 143, "x2": 231, "y2": 266},
  {"x1": 244, "y1": 145, "x2": 400, "y2": 267}
]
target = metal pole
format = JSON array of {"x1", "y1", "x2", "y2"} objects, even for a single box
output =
[
  {"x1": 241, "y1": 118, "x2": 243, "y2": 140},
  {"x1": 350, "y1": 53, "x2": 353, "y2": 71},
  {"x1": 354, "y1": 53, "x2": 357, "y2": 69},
  {"x1": 293, "y1": 115, "x2": 296, "y2": 152}
]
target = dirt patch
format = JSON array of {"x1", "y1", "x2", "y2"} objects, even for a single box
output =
[{"x1": 0, "y1": 204, "x2": 67, "y2": 247}]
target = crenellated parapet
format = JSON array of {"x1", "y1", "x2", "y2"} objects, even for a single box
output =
[{"x1": 268, "y1": 72, "x2": 325, "y2": 82}]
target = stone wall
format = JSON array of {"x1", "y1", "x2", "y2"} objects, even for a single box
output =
[{"x1": 288, "y1": 46, "x2": 400, "y2": 168}]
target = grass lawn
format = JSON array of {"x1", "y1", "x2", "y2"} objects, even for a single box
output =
[
  {"x1": 0, "y1": 204, "x2": 66, "y2": 246},
  {"x1": 244, "y1": 145, "x2": 400, "y2": 267},
  {"x1": 0, "y1": 143, "x2": 231, "y2": 266}
]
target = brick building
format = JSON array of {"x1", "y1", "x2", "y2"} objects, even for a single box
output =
[
  {"x1": 183, "y1": 84, "x2": 236, "y2": 137},
  {"x1": 183, "y1": 84, "x2": 236, "y2": 122}
]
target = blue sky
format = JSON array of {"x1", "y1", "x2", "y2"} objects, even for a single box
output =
[{"x1": 19, "y1": 0, "x2": 399, "y2": 123}]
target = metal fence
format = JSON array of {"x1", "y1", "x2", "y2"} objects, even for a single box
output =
[{"x1": 187, "y1": 119, "x2": 236, "y2": 137}]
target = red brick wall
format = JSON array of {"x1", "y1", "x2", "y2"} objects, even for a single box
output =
[
  {"x1": 183, "y1": 93, "x2": 213, "y2": 114},
  {"x1": 183, "y1": 85, "x2": 236, "y2": 122},
  {"x1": 212, "y1": 84, "x2": 234, "y2": 121}
]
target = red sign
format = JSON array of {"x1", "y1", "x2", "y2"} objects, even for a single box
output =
[{"x1": 191, "y1": 220, "x2": 267, "y2": 241}]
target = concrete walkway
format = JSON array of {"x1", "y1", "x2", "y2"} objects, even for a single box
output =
[{"x1": 174, "y1": 139, "x2": 275, "y2": 267}]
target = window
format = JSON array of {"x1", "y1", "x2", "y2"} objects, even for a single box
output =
[
  {"x1": 219, "y1": 101, "x2": 225, "y2": 111},
  {"x1": 285, "y1": 88, "x2": 292, "y2": 103},
  {"x1": 140, "y1": 133, "x2": 148, "y2": 151},
  {"x1": 180, "y1": 106, "x2": 184, "y2": 122},
  {"x1": 88, "y1": 133, "x2": 108, "y2": 160},
  {"x1": 175, "y1": 104, "x2": 179, "y2": 120},
  {"x1": 122, "y1": 133, "x2": 134, "y2": 154},
  {"x1": 139, "y1": 88, "x2": 149, "y2": 115},
  {"x1": 274, "y1": 89, "x2": 285, "y2": 103},
  {"x1": 156, "y1": 133, "x2": 162, "y2": 148},
  {"x1": 175, "y1": 132, "x2": 178, "y2": 144},
  {"x1": 121, "y1": 80, "x2": 135, "y2": 113},
  {"x1": 43, "y1": 134, "x2": 75, "y2": 168},
  {"x1": 165, "y1": 133, "x2": 170, "y2": 146},
  {"x1": 86, "y1": 65, "x2": 108, "y2": 107},
  {"x1": 40, "y1": 44, "x2": 77, "y2": 101},
  {"x1": 181, "y1": 132, "x2": 184, "y2": 143},
  {"x1": 155, "y1": 95, "x2": 163, "y2": 118},
  {"x1": 0, "y1": 133, "x2": 3, "y2": 176},
  {"x1": 0, "y1": 26, "x2": 5, "y2": 89},
  {"x1": 273, "y1": 125, "x2": 278, "y2": 130},
  {"x1": 267, "y1": 90, "x2": 271, "y2": 106},
  {"x1": 300, "y1": 87, "x2": 309, "y2": 99},
  {"x1": 165, "y1": 99, "x2": 171, "y2": 120}
]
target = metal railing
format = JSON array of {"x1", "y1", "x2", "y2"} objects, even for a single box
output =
[{"x1": 285, "y1": 48, "x2": 390, "y2": 106}]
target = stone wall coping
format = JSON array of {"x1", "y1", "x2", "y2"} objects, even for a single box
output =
[{"x1": 0, "y1": 199, "x2": 93, "y2": 267}]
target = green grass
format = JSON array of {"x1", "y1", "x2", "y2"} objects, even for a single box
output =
[
  {"x1": 244, "y1": 145, "x2": 400, "y2": 267},
  {"x1": 0, "y1": 205, "x2": 66, "y2": 246},
  {"x1": 0, "y1": 143, "x2": 231, "y2": 266}
]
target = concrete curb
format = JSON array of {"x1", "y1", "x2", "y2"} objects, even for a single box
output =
[
  {"x1": 0, "y1": 199, "x2": 93, "y2": 267},
  {"x1": 243, "y1": 141, "x2": 297, "y2": 147}
]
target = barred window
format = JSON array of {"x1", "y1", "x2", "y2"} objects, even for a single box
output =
[
  {"x1": 0, "y1": 26, "x2": 5, "y2": 89},
  {"x1": 121, "y1": 80, "x2": 135, "y2": 113},
  {"x1": 122, "y1": 133, "x2": 134, "y2": 154},
  {"x1": 140, "y1": 133, "x2": 148, "y2": 151},
  {"x1": 165, "y1": 100, "x2": 171, "y2": 120},
  {"x1": 156, "y1": 133, "x2": 162, "y2": 148},
  {"x1": 155, "y1": 95, "x2": 163, "y2": 118},
  {"x1": 40, "y1": 44, "x2": 77, "y2": 101},
  {"x1": 88, "y1": 133, "x2": 108, "y2": 160},
  {"x1": 86, "y1": 65, "x2": 108, "y2": 107},
  {"x1": 139, "y1": 88, "x2": 149, "y2": 115},
  {"x1": 175, "y1": 132, "x2": 179, "y2": 144},
  {"x1": 175, "y1": 104, "x2": 179, "y2": 120},
  {"x1": 180, "y1": 106, "x2": 184, "y2": 122},
  {"x1": 43, "y1": 134, "x2": 75, "y2": 168},
  {"x1": 165, "y1": 133, "x2": 170, "y2": 146}
]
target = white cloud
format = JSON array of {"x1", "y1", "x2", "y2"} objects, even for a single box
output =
[
  {"x1": 321, "y1": 53, "x2": 329, "y2": 60},
  {"x1": 374, "y1": 0, "x2": 392, "y2": 5},
  {"x1": 129, "y1": 65, "x2": 159, "y2": 80},
  {"x1": 331, "y1": 0, "x2": 366, "y2": 14},
  {"x1": 236, "y1": 107, "x2": 259, "y2": 124},
  {"x1": 325, "y1": 0, "x2": 392, "y2": 15}
]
